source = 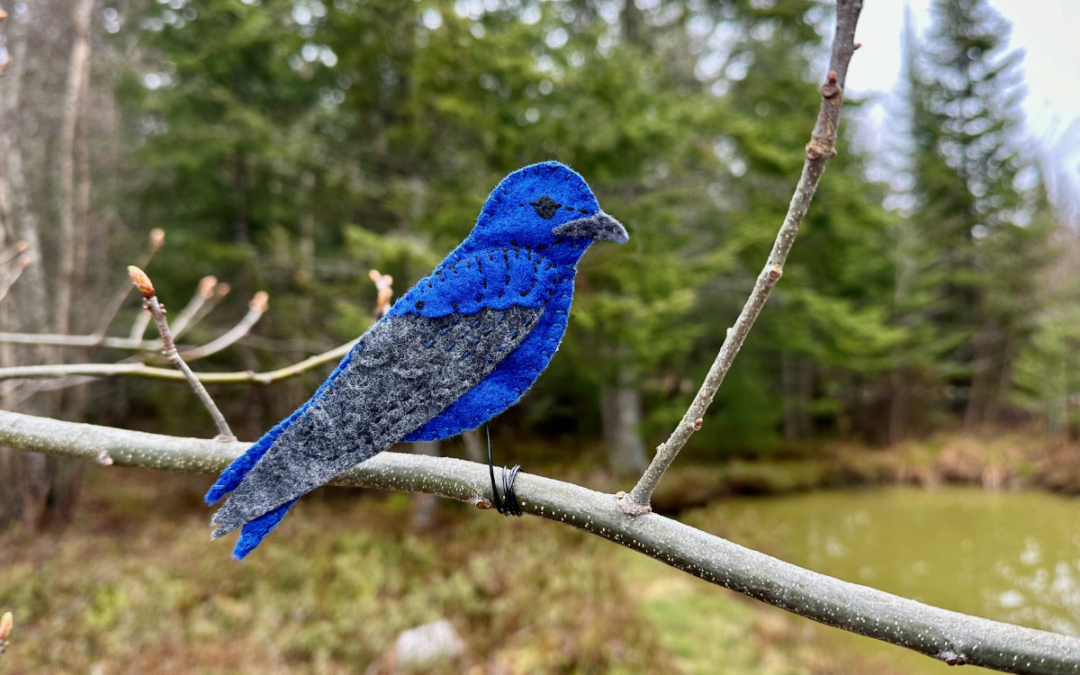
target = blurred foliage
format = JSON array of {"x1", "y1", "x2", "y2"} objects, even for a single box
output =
[
  {"x1": 0, "y1": 466, "x2": 927, "y2": 674},
  {"x1": 92, "y1": 0, "x2": 1067, "y2": 456}
]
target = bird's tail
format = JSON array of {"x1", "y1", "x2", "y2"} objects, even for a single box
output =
[
  {"x1": 204, "y1": 408, "x2": 309, "y2": 505},
  {"x1": 205, "y1": 349, "x2": 357, "y2": 558},
  {"x1": 232, "y1": 498, "x2": 297, "y2": 560},
  {"x1": 204, "y1": 406, "x2": 311, "y2": 559}
]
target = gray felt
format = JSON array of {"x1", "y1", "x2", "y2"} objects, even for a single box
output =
[
  {"x1": 551, "y1": 212, "x2": 629, "y2": 243},
  {"x1": 210, "y1": 305, "x2": 542, "y2": 538}
]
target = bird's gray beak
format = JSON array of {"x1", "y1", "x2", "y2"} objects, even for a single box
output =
[{"x1": 551, "y1": 212, "x2": 629, "y2": 244}]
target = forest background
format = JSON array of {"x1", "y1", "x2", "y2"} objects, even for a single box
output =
[{"x1": 1, "y1": 0, "x2": 1079, "y2": 673}]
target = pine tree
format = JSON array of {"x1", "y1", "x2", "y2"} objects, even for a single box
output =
[{"x1": 894, "y1": 0, "x2": 1056, "y2": 433}]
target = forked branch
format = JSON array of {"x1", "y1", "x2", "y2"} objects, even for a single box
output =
[{"x1": 129, "y1": 266, "x2": 235, "y2": 440}]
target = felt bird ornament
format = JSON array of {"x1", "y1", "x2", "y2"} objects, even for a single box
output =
[{"x1": 206, "y1": 161, "x2": 629, "y2": 559}]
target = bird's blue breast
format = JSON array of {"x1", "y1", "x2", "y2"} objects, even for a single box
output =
[{"x1": 392, "y1": 246, "x2": 578, "y2": 442}]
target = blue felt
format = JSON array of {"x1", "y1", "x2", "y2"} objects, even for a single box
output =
[
  {"x1": 204, "y1": 349, "x2": 359, "y2": 558},
  {"x1": 233, "y1": 498, "x2": 297, "y2": 560},
  {"x1": 206, "y1": 161, "x2": 620, "y2": 556},
  {"x1": 392, "y1": 162, "x2": 599, "y2": 440}
]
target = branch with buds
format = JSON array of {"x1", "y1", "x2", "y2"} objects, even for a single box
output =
[
  {"x1": 128, "y1": 266, "x2": 235, "y2": 440},
  {"x1": 369, "y1": 269, "x2": 394, "y2": 319},
  {"x1": 0, "y1": 611, "x2": 12, "y2": 659}
]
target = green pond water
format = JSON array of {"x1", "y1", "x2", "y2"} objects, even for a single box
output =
[{"x1": 686, "y1": 486, "x2": 1080, "y2": 668}]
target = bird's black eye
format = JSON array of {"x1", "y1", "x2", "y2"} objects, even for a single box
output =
[
  {"x1": 529, "y1": 195, "x2": 561, "y2": 220},
  {"x1": 415, "y1": 300, "x2": 424, "y2": 309}
]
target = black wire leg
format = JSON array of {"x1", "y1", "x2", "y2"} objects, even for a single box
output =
[{"x1": 486, "y1": 424, "x2": 523, "y2": 517}]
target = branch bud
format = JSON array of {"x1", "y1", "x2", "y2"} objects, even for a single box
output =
[
  {"x1": 197, "y1": 276, "x2": 218, "y2": 299},
  {"x1": 249, "y1": 291, "x2": 269, "y2": 313},
  {"x1": 215, "y1": 283, "x2": 231, "y2": 298},
  {"x1": 128, "y1": 266, "x2": 155, "y2": 298},
  {"x1": 0, "y1": 612, "x2": 12, "y2": 640},
  {"x1": 14, "y1": 241, "x2": 27, "y2": 253},
  {"x1": 148, "y1": 228, "x2": 166, "y2": 251}
]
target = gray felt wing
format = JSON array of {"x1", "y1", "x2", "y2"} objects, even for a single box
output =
[{"x1": 210, "y1": 305, "x2": 542, "y2": 538}]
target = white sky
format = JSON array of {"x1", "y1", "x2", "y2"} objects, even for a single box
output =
[{"x1": 843, "y1": 0, "x2": 1080, "y2": 217}]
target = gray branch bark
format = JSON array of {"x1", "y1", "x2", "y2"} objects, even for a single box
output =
[{"x1": 0, "y1": 408, "x2": 1076, "y2": 675}]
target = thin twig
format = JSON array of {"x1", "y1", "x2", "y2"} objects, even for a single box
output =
[
  {"x1": 168, "y1": 275, "x2": 218, "y2": 339},
  {"x1": 0, "y1": 340, "x2": 356, "y2": 384},
  {"x1": 1, "y1": 408, "x2": 1077, "y2": 675},
  {"x1": 181, "y1": 282, "x2": 232, "y2": 339},
  {"x1": 128, "y1": 309, "x2": 151, "y2": 342},
  {"x1": 621, "y1": 0, "x2": 864, "y2": 514},
  {"x1": 0, "y1": 256, "x2": 29, "y2": 303},
  {"x1": 0, "y1": 331, "x2": 156, "y2": 349},
  {"x1": 0, "y1": 283, "x2": 246, "y2": 358},
  {"x1": 92, "y1": 228, "x2": 164, "y2": 336},
  {"x1": 369, "y1": 269, "x2": 394, "y2": 319},
  {"x1": 129, "y1": 266, "x2": 235, "y2": 440},
  {"x1": 0, "y1": 611, "x2": 10, "y2": 659},
  {"x1": 172, "y1": 291, "x2": 267, "y2": 361},
  {"x1": 129, "y1": 279, "x2": 227, "y2": 344},
  {"x1": 0, "y1": 241, "x2": 27, "y2": 267}
]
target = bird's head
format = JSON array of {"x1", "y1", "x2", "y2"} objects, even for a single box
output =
[{"x1": 461, "y1": 161, "x2": 628, "y2": 264}]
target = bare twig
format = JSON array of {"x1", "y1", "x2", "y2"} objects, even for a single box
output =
[
  {"x1": 172, "y1": 291, "x2": 268, "y2": 361},
  {"x1": 0, "y1": 611, "x2": 11, "y2": 659},
  {"x1": 0, "y1": 332, "x2": 155, "y2": 349},
  {"x1": 1, "y1": 409, "x2": 1077, "y2": 675},
  {"x1": 621, "y1": 0, "x2": 864, "y2": 514},
  {"x1": 0, "y1": 340, "x2": 356, "y2": 384},
  {"x1": 0, "y1": 283, "x2": 250, "y2": 359},
  {"x1": 129, "y1": 266, "x2": 234, "y2": 440},
  {"x1": 168, "y1": 275, "x2": 218, "y2": 339},
  {"x1": 93, "y1": 228, "x2": 165, "y2": 336},
  {"x1": 128, "y1": 310, "x2": 152, "y2": 342},
  {"x1": 130, "y1": 279, "x2": 227, "y2": 344},
  {"x1": 0, "y1": 256, "x2": 29, "y2": 303},
  {"x1": 0, "y1": 241, "x2": 27, "y2": 267},
  {"x1": 369, "y1": 269, "x2": 394, "y2": 319}
]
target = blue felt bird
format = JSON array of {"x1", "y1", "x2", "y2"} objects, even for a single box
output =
[{"x1": 205, "y1": 161, "x2": 629, "y2": 559}]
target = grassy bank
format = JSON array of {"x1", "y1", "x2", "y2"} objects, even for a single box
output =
[
  {"x1": 648, "y1": 429, "x2": 1080, "y2": 513},
  {"x1": 0, "y1": 465, "x2": 907, "y2": 674}
]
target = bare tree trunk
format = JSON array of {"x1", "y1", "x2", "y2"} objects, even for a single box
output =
[
  {"x1": 985, "y1": 330, "x2": 1014, "y2": 424},
  {"x1": 0, "y1": 13, "x2": 51, "y2": 528},
  {"x1": 782, "y1": 351, "x2": 799, "y2": 442},
  {"x1": 601, "y1": 360, "x2": 649, "y2": 474},
  {"x1": 0, "y1": 0, "x2": 94, "y2": 529},
  {"x1": 55, "y1": 0, "x2": 94, "y2": 338},
  {"x1": 461, "y1": 428, "x2": 485, "y2": 464},
  {"x1": 410, "y1": 440, "x2": 440, "y2": 528}
]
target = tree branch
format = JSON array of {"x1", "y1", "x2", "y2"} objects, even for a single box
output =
[
  {"x1": 0, "y1": 408, "x2": 1076, "y2": 675},
  {"x1": 169, "y1": 291, "x2": 267, "y2": 361},
  {"x1": 92, "y1": 228, "x2": 164, "y2": 337},
  {"x1": 0, "y1": 241, "x2": 27, "y2": 267},
  {"x1": 622, "y1": 0, "x2": 864, "y2": 513},
  {"x1": 0, "y1": 255, "x2": 29, "y2": 303},
  {"x1": 0, "y1": 611, "x2": 10, "y2": 660},
  {"x1": 0, "y1": 286, "x2": 258, "y2": 361},
  {"x1": 167, "y1": 275, "x2": 219, "y2": 339},
  {"x1": 129, "y1": 266, "x2": 234, "y2": 440},
  {"x1": 0, "y1": 340, "x2": 356, "y2": 384}
]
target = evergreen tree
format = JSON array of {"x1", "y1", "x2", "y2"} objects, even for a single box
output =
[{"x1": 891, "y1": 0, "x2": 1056, "y2": 435}]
